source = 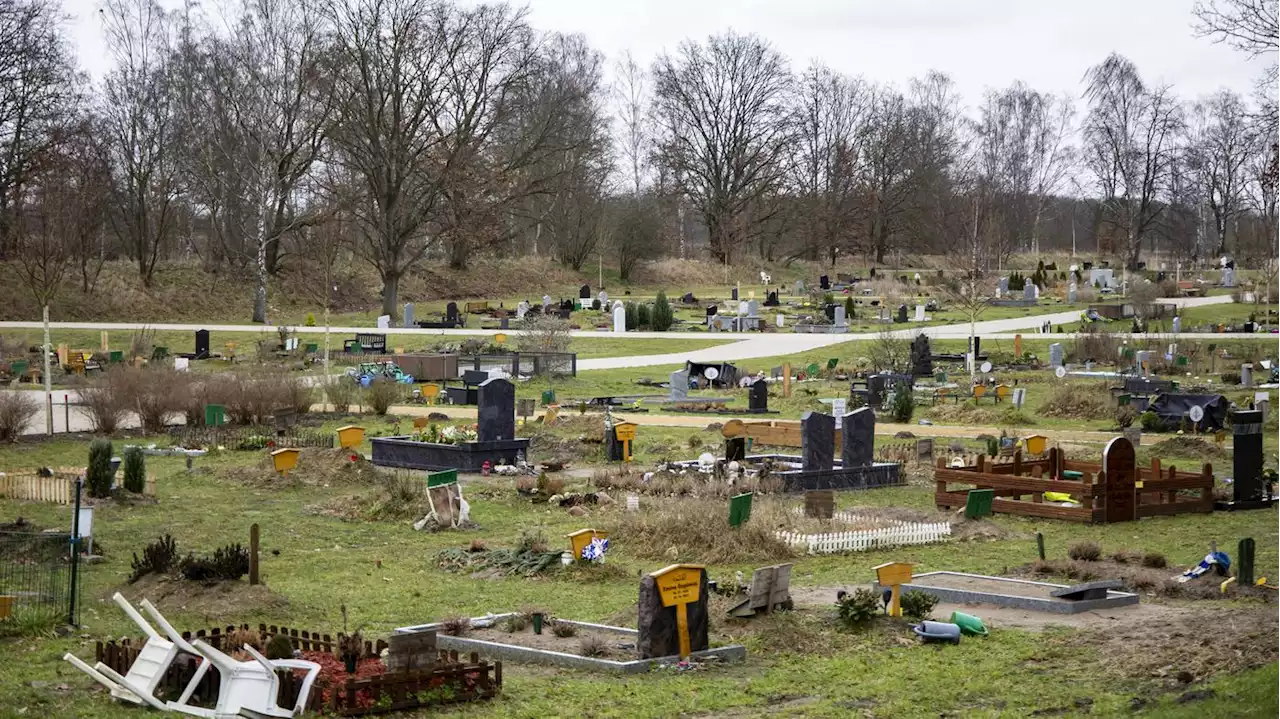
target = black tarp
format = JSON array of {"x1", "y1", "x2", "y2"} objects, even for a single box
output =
[
  {"x1": 1148, "y1": 393, "x2": 1230, "y2": 432},
  {"x1": 686, "y1": 361, "x2": 740, "y2": 388}
]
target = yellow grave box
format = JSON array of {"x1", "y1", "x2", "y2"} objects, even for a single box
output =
[
  {"x1": 566, "y1": 529, "x2": 609, "y2": 561},
  {"x1": 1023, "y1": 434, "x2": 1048, "y2": 455},
  {"x1": 874, "y1": 561, "x2": 914, "y2": 617},
  {"x1": 336, "y1": 425, "x2": 366, "y2": 449},
  {"x1": 994, "y1": 384, "x2": 1011, "y2": 401},
  {"x1": 271, "y1": 448, "x2": 301, "y2": 476},
  {"x1": 650, "y1": 563, "x2": 706, "y2": 658}
]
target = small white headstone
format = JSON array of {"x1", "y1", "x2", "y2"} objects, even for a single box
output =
[
  {"x1": 776, "y1": 314, "x2": 784, "y2": 328},
  {"x1": 915, "y1": 305, "x2": 925, "y2": 322},
  {"x1": 376, "y1": 314, "x2": 390, "y2": 329},
  {"x1": 832, "y1": 398, "x2": 847, "y2": 427},
  {"x1": 174, "y1": 357, "x2": 190, "y2": 371},
  {"x1": 1012, "y1": 387, "x2": 1026, "y2": 408},
  {"x1": 626, "y1": 494, "x2": 639, "y2": 512},
  {"x1": 613, "y1": 305, "x2": 626, "y2": 332}
]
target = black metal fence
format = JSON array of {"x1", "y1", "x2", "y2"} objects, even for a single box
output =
[
  {"x1": 0, "y1": 531, "x2": 77, "y2": 624},
  {"x1": 459, "y1": 352, "x2": 577, "y2": 377},
  {"x1": 166, "y1": 425, "x2": 336, "y2": 450}
]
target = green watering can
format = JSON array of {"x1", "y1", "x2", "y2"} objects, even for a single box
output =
[{"x1": 950, "y1": 611, "x2": 988, "y2": 637}]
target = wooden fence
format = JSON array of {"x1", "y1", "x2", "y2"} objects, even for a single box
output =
[
  {"x1": 776, "y1": 521, "x2": 952, "y2": 554},
  {"x1": 934, "y1": 447, "x2": 1214, "y2": 524},
  {"x1": 744, "y1": 420, "x2": 842, "y2": 452},
  {"x1": 0, "y1": 468, "x2": 154, "y2": 504},
  {"x1": 96, "y1": 629, "x2": 498, "y2": 717}
]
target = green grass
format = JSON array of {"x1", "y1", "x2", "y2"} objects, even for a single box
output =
[{"x1": 1, "y1": 424, "x2": 1276, "y2": 718}]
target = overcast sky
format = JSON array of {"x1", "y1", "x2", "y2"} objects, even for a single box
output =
[{"x1": 62, "y1": 0, "x2": 1268, "y2": 109}]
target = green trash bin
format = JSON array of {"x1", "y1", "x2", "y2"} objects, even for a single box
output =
[{"x1": 109, "y1": 351, "x2": 124, "y2": 364}]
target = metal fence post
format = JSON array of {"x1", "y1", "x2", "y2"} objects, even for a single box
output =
[{"x1": 69, "y1": 477, "x2": 83, "y2": 626}]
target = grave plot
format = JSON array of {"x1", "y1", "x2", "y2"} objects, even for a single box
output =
[
  {"x1": 896, "y1": 572, "x2": 1140, "y2": 614},
  {"x1": 673, "y1": 409, "x2": 903, "y2": 492},
  {"x1": 371, "y1": 377, "x2": 530, "y2": 471},
  {"x1": 934, "y1": 440, "x2": 1214, "y2": 523}
]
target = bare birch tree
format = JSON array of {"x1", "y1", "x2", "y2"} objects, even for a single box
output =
[{"x1": 1185, "y1": 90, "x2": 1252, "y2": 256}]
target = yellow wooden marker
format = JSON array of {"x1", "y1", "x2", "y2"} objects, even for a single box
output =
[
  {"x1": 271, "y1": 448, "x2": 301, "y2": 477},
  {"x1": 782, "y1": 363, "x2": 792, "y2": 398},
  {"x1": 494, "y1": 333, "x2": 507, "y2": 345},
  {"x1": 650, "y1": 564, "x2": 704, "y2": 658},
  {"x1": 874, "y1": 562, "x2": 914, "y2": 618},
  {"x1": 566, "y1": 529, "x2": 609, "y2": 561},
  {"x1": 614, "y1": 422, "x2": 637, "y2": 462},
  {"x1": 336, "y1": 425, "x2": 366, "y2": 449}
]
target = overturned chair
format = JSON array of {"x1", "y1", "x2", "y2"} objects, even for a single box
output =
[{"x1": 64, "y1": 594, "x2": 321, "y2": 718}]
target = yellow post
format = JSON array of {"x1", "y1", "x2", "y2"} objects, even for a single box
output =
[
  {"x1": 874, "y1": 562, "x2": 914, "y2": 618},
  {"x1": 782, "y1": 364, "x2": 792, "y2": 398},
  {"x1": 1014, "y1": 333, "x2": 1022, "y2": 358},
  {"x1": 101, "y1": 331, "x2": 109, "y2": 353},
  {"x1": 650, "y1": 564, "x2": 704, "y2": 659}
]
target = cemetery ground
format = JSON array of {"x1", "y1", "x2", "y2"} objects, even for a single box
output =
[{"x1": 0, "y1": 403, "x2": 1277, "y2": 717}]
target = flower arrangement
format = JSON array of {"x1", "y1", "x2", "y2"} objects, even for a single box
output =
[{"x1": 411, "y1": 423, "x2": 479, "y2": 445}]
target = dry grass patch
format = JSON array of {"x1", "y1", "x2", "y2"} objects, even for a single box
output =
[
  {"x1": 1038, "y1": 383, "x2": 1112, "y2": 420},
  {"x1": 611, "y1": 496, "x2": 796, "y2": 564}
]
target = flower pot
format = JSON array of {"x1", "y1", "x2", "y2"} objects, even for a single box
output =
[{"x1": 531, "y1": 613, "x2": 544, "y2": 635}]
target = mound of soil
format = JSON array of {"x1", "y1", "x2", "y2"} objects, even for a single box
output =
[
  {"x1": 121, "y1": 573, "x2": 288, "y2": 619},
  {"x1": 223, "y1": 448, "x2": 381, "y2": 488},
  {"x1": 1148, "y1": 436, "x2": 1229, "y2": 461},
  {"x1": 926, "y1": 404, "x2": 1001, "y2": 425},
  {"x1": 1014, "y1": 558, "x2": 1274, "y2": 602}
]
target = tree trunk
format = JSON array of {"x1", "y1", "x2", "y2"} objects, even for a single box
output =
[
  {"x1": 253, "y1": 232, "x2": 268, "y2": 324},
  {"x1": 381, "y1": 270, "x2": 400, "y2": 319},
  {"x1": 43, "y1": 305, "x2": 53, "y2": 435}
]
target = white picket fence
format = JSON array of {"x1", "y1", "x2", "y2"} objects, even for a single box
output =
[
  {"x1": 776, "y1": 521, "x2": 952, "y2": 555},
  {"x1": 790, "y1": 507, "x2": 890, "y2": 527}
]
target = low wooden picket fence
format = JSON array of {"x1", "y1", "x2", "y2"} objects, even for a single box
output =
[
  {"x1": 777, "y1": 520, "x2": 952, "y2": 555},
  {"x1": 0, "y1": 468, "x2": 156, "y2": 505}
]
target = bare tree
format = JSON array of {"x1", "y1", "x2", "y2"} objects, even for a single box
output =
[
  {"x1": 651, "y1": 32, "x2": 794, "y2": 264},
  {"x1": 1082, "y1": 54, "x2": 1183, "y2": 271},
  {"x1": 1185, "y1": 90, "x2": 1252, "y2": 256},
  {"x1": 185, "y1": 0, "x2": 333, "y2": 323},
  {"x1": 100, "y1": 0, "x2": 182, "y2": 286},
  {"x1": 790, "y1": 63, "x2": 868, "y2": 265},
  {"x1": 0, "y1": 0, "x2": 83, "y2": 259},
  {"x1": 859, "y1": 87, "x2": 917, "y2": 264},
  {"x1": 1192, "y1": 0, "x2": 1278, "y2": 73},
  {"x1": 612, "y1": 50, "x2": 651, "y2": 199}
]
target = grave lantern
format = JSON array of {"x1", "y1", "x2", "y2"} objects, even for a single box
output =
[
  {"x1": 336, "y1": 425, "x2": 366, "y2": 449},
  {"x1": 874, "y1": 561, "x2": 914, "y2": 617},
  {"x1": 270, "y1": 448, "x2": 301, "y2": 477},
  {"x1": 1023, "y1": 434, "x2": 1048, "y2": 456}
]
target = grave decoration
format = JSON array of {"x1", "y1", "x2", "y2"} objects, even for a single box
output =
[
  {"x1": 566, "y1": 529, "x2": 610, "y2": 563},
  {"x1": 371, "y1": 378, "x2": 530, "y2": 471},
  {"x1": 671, "y1": 412, "x2": 902, "y2": 492},
  {"x1": 874, "y1": 562, "x2": 914, "y2": 617},
  {"x1": 271, "y1": 448, "x2": 301, "y2": 477},
  {"x1": 935, "y1": 441, "x2": 1214, "y2": 523}
]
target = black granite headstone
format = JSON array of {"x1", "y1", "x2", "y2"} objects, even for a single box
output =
[
  {"x1": 824, "y1": 303, "x2": 837, "y2": 322},
  {"x1": 477, "y1": 377, "x2": 515, "y2": 442},
  {"x1": 866, "y1": 374, "x2": 886, "y2": 408},
  {"x1": 819, "y1": 275, "x2": 830, "y2": 290},
  {"x1": 706, "y1": 305, "x2": 718, "y2": 317},
  {"x1": 910, "y1": 334, "x2": 933, "y2": 377},
  {"x1": 800, "y1": 411, "x2": 836, "y2": 472},
  {"x1": 580, "y1": 284, "x2": 591, "y2": 299},
  {"x1": 194, "y1": 329, "x2": 210, "y2": 359},
  {"x1": 637, "y1": 570, "x2": 710, "y2": 659},
  {"x1": 1232, "y1": 409, "x2": 1264, "y2": 503},
  {"x1": 725, "y1": 437, "x2": 746, "y2": 462},
  {"x1": 895, "y1": 305, "x2": 908, "y2": 323},
  {"x1": 731, "y1": 287, "x2": 739, "y2": 301},
  {"x1": 446, "y1": 302, "x2": 460, "y2": 324},
  {"x1": 841, "y1": 407, "x2": 875, "y2": 468},
  {"x1": 764, "y1": 291, "x2": 780, "y2": 307},
  {"x1": 748, "y1": 379, "x2": 768, "y2": 413}
]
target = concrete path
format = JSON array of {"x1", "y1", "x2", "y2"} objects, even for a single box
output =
[{"x1": 0, "y1": 294, "x2": 1254, "y2": 374}]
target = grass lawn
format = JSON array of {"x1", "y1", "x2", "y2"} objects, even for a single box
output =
[{"x1": 1, "y1": 412, "x2": 1277, "y2": 717}]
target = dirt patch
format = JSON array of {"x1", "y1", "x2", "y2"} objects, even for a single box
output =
[
  {"x1": 926, "y1": 403, "x2": 1002, "y2": 425},
  {"x1": 468, "y1": 623, "x2": 636, "y2": 661},
  {"x1": 1038, "y1": 383, "x2": 1113, "y2": 420},
  {"x1": 1015, "y1": 558, "x2": 1276, "y2": 602},
  {"x1": 223, "y1": 447, "x2": 381, "y2": 488},
  {"x1": 1148, "y1": 436, "x2": 1230, "y2": 461},
  {"x1": 120, "y1": 574, "x2": 288, "y2": 621}
]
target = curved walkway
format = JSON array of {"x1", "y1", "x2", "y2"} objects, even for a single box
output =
[{"x1": 0, "y1": 294, "x2": 1250, "y2": 372}]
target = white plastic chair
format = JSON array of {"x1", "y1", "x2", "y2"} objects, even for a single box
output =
[
  {"x1": 63, "y1": 592, "x2": 196, "y2": 711},
  {"x1": 140, "y1": 599, "x2": 320, "y2": 719}
]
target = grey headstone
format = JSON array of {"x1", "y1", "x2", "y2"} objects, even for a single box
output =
[
  {"x1": 800, "y1": 411, "x2": 836, "y2": 472},
  {"x1": 793, "y1": 279, "x2": 805, "y2": 294},
  {"x1": 1023, "y1": 282, "x2": 1035, "y2": 301},
  {"x1": 402, "y1": 303, "x2": 414, "y2": 328},
  {"x1": 833, "y1": 305, "x2": 846, "y2": 326},
  {"x1": 516, "y1": 301, "x2": 529, "y2": 320},
  {"x1": 1171, "y1": 316, "x2": 1181, "y2": 333},
  {"x1": 1241, "y1": 364, "x2": 1253, "y2": 387},
  {"x1": 841, "y1": 407, "x2": 875, "y2": 468},
  {"x1": 747, "y1": 299, "x2": 759, "y2": 316},
  {"x1": 998, "y1": 277, "x2": 1009, "y2": 294},
  {"x1": 477, "y1": 377, "x2": 516, "y2": 442},
  {"x1": 669, "y1": 370, "x2": 689, "y2": 402},
  {"x1": 1067, "y1": 286, "x2": 1077, "y2": 304},
  {"x1": 376, "y1": 314, "x2": 390, "y2": 329},
  {"x1": 542, "y1": 295, "x2": 552, "y2": 310},
  {"x1": 1123, "y1": 427, "x2": 1141, "y2": 447},
  {"x1": 613, "y1": 305, "x2": 627, "y2": 332},
  {"x1": 771, "y1": 366, "x2": 783, "y2": 379},
  {"x1": 1221, "y1": 267, "x2": 1236, "y2": 287},
  {"x1": 1049, "y1": 343, "x2": 1064, "y2": 368},
  {"x1": 637, "y1": 571, "x2": 709, "y2": 659},
  {"x1": 599, "y1": 290, "x2": 608, "y2": 307}
]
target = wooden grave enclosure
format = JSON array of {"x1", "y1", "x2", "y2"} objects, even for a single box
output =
[
  {"x1": 934, "y1": 442, "x2": 1214, "y2": 524},
  {"x1": 0, "y1": 467, "x2": 155, "y2": 504},
  {"x1": 96, "y1": 624, "x2": 499, "y2": 717}
]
